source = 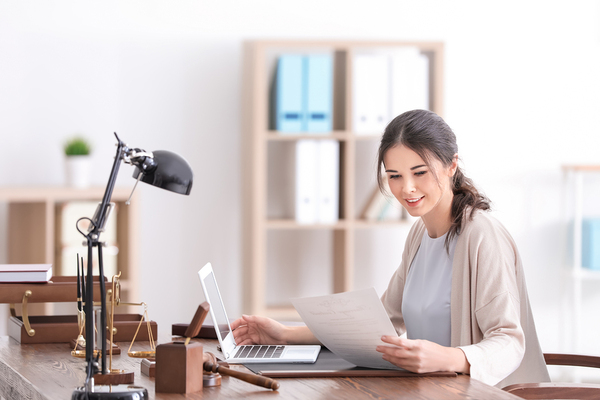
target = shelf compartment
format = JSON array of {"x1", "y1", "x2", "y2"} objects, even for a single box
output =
[
  {"x1": 264, "y1": 47, "x2": 347, "y2": 133},
  {"x1": 0, "y1": 186, "x2": 140, "y2": 310}
]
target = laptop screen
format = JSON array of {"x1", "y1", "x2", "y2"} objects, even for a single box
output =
[{"x1": 201, "y1": 268, "x2": 231, "y2": 341}]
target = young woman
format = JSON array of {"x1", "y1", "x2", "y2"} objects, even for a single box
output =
[{"x1": 232, "y1": 110, "x2": 550, "y2": 387}]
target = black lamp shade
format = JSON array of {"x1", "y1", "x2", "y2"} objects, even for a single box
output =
[{"x1": 133, "y1": 150, "x2": 193, "y2": 195}]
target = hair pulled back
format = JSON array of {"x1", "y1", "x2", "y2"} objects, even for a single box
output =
[{"x1": 377, "y1": 109, "x2": 490, "y2": 248}]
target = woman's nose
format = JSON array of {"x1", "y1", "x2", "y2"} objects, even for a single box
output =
[{"x1": 403, "y1": 178, "x2": 416, "y2": 194}]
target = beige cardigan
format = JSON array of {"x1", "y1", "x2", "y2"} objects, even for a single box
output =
[{"x1": 381, "y1": 211, "x2": 550, "y2": 387}]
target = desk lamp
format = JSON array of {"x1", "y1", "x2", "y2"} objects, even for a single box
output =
[{"x1": 72, "y1": 132, "x2": 193, "y2": 400}]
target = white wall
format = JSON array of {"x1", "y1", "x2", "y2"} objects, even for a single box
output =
[{"x1": 1, "y1": 0, "x2": 600, "y2": 373}]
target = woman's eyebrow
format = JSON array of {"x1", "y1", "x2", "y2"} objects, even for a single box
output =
[{"x1": 385, "y1": 165, "x2": 427, "y2": 173}]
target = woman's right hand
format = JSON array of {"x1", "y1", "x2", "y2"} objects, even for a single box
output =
[{"x1": 231, "y1": 315, "x2": 289, "y2": 345}]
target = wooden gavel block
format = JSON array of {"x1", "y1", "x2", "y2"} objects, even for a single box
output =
[
  {"x1": 155, "y1": 341, "x2": 204, "y2": 393},
  {"x1": 155, "y1": 303, "x2": 210, "y2": 394}
]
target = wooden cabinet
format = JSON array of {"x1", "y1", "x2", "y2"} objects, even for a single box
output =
[
  {"x1": 0, "y1": 186, "x2": 139, "y2": 303},
  {"x1": 242, "y1": 40, "x2": 444, "y2": 319}
]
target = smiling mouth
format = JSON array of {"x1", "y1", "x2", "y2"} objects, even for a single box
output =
[{"x1": 406, "y1": 196, "x2": 424, "y2": 204}]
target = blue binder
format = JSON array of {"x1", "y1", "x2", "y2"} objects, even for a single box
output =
[
  {"x1": 582, "y1": 218, "x2": 600, "y2": 270},
  {"x1": 304, "y1": 54, "x2": 333, "y2": 133},
  {"x1": 276, "y1": 55, "x2": 304, "y2": 132}
]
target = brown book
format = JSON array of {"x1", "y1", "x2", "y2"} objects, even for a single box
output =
[{"x1": 171, "y1": 323, "x2": 217, "y2": 339}]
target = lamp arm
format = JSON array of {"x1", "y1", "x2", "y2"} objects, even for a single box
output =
[{"x1": 92, "y1": 133, "x2": 126, "y2": 237}]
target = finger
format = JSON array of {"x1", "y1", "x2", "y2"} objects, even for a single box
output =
[
  {"x1": 231, "y1": 318, "x2": 245, "y2": 330},
  {"x1": 381, "y1": 353, "x2": 408, "y2": 370},
  {"x1": 396, "y1": 337, "x2": 412, "y2": 348},
  {"x1": 375, "y1": 344, "x2": 387, "y2": 353},
  {"x1": 232, "y1": 327, "x2": 247, "y2": 340},
  {"x1": 242, "y1": 314, "x2": 255, "y2": 323},
  {"x1": 380, "y1": 335, "x2": 404, "y2": 346},
  {"x1": 232, "y1": 331, "x2": 247, "y2": 343},
  {"x1": 237, "y1": 338, "x2": 255, "y2": 346},
  {"x1": 382, "y1": 336, "x2": 413, "y2": 350},
  {"x1": 232, "y1": 325, "x2": 249, "y2": 337},
  {"x1": 377, "y1": 344, "x2": 403, "y2": 356},
  {"x1": 233, "y1": 314, "x2": 258, "y2": 330}
]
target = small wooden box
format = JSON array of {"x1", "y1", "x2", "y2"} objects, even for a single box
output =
[
  {"x1": 141, "y1": 358, "x2": 156, "y2": 377},
  {"x1": 8, "y1": 314, "x2": 158, "y2": 344},
  {"x1": 155, "y1": 342, "x2": 203, "y2": 393}
]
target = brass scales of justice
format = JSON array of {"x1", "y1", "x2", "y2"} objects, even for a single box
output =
[{"x1": 71, "y1": 269, "x2": 156, "y2": 385}]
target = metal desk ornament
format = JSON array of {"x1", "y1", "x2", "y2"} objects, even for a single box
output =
[{"x1": 71, "y1": 132, "x2": 193, "y2": 400}]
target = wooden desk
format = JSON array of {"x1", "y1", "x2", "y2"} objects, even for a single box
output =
[{"x1": 0, "y1": 336, "x2": 521, "y2": 399}]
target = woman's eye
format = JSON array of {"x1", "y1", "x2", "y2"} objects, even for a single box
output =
[
  {"x1": 415, "y1": 171, "x2": 427, "y2": 176},
  {"x1": 389, "y1": 174, "x2": 400, "y2": 180}
]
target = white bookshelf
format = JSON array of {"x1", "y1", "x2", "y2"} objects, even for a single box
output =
[{"x1": 242, "y1": 40, "x2": 444, "y2": 319}]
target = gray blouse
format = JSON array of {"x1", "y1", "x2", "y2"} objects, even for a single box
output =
[{"x1": 402, "y1": 231, "x2": 457, "y2": 346}]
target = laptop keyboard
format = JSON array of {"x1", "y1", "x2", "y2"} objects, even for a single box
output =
[{"x1": 233, "y1": 345, "x2": 285, "y2": 359}]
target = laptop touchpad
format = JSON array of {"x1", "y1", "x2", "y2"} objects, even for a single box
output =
[{"x1": 285, "y1": 348, "x2": 317, "y2": 357}]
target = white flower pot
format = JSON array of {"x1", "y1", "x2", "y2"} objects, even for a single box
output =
[{"x1": 65, "y1": 155, "x2": 91, "y2": 188}]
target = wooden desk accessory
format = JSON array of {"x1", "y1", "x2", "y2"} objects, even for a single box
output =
[
  {"x1": 4, "y1": 267, "x2": 156, "y2": 346},
  {"x1": 141, "y1": 358, "x2": 156, "y2": 377},
  {"x1": 2, "y1": 276, "x2": 104, "y2": 343},
  {"x1": 203, "y1": 352, "x2": 280, "y2": 391},
  {"x1": 156, "y1": 302, "x2": 280, "y2": 393},
  {"x1": 155, "y1": 302, "x2": 210, "y2": 393}
]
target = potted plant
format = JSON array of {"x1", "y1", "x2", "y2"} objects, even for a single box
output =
[{"x1": 64, "y1": 136, "x2": 92, "y2": 188}]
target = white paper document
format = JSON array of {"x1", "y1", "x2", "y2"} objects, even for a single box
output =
[{"x1": 291, "y1": 287, "x2": 401, "y2": 370}]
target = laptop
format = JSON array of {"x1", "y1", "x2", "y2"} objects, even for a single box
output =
[{"x1": 198, "y1": 262, "x2": 321, "y2": 363}]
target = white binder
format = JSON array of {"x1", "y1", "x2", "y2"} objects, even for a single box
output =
[
  {"x1": 352, "y1": 53, "x2": 390, "y2": 135},
  {"x1": 390, "y1": 47, "x2": 430, "y2": 117},
  {"x1": 295, "y1": 139, "x2": 319, "y2": 224},
  {"x1": 317, "y1": 140, "x2": 339, "y2": 223}
]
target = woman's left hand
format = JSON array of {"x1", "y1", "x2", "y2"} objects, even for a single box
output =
[{"x1": 376, "y1": 336, "x2": 470, "y2": 374}]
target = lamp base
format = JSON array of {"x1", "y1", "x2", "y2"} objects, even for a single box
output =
[
  {"x1": 93, "y1": 370, "x2": 135, "y2": 385},
  {"x1": 71, "y1": 385, "x2": 148, "y2": 400}
]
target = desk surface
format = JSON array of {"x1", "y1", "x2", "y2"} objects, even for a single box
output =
[{"x1": 0, "y1": 336, "x2": 521, "y2": 400}]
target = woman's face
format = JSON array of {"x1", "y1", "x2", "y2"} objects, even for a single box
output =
[{"x1": 383, "y1": 145, "x2": 456, "y2": 220}]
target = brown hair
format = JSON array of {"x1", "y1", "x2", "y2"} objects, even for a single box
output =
[{"x1": 376, "y1": 109, "x2": 490, "y2": 249}]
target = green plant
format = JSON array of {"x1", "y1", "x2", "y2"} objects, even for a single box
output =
[{"x1": 64, "y1": 137, "x2": 91, "y2": 156}]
